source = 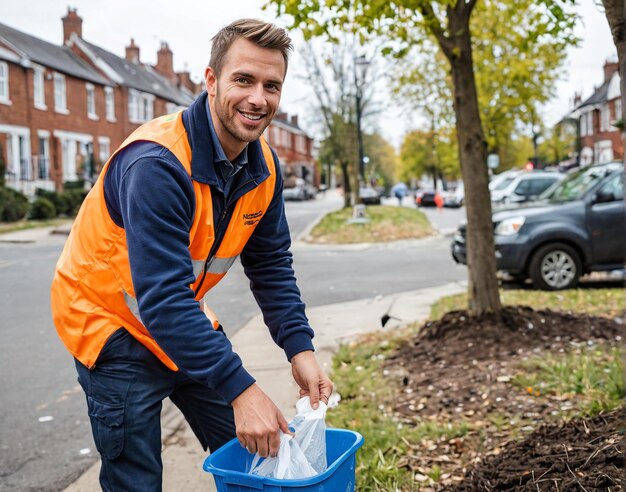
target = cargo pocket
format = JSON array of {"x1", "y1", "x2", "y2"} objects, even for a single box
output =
[{"x1": 87, "y1": 396, "x2": 125, "y2": 460}]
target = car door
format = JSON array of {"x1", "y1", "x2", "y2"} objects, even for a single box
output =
[{"x1": 587, "y1": 173, "x2": 625, "y2": 265}]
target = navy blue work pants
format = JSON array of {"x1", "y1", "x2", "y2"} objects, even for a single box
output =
[{"x1": 74, "y1": 328, "x2": 236, "y2": 491}]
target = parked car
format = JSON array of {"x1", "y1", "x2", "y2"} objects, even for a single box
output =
[
  {"x1": 416, "y1": 189, "x2": 443, "y2": 207},
  {"x1": 360, "y1": 187, "x2": 382, "y2": 205},
  {"x1": 490, "y1": 171, "x2": 565, "y2": 206},
  {"x1": 452, "y1": 161, "x2": 624, "y2": 290},
  {"x1": 283, "y1": 178, "x2": 317, "y2": 201},
  {"x1": 489, "y1": 170, "x2": 520, "y2": 191},
  {"x1": 443, "y1": 182, "x2": 464, "y2": 207}
]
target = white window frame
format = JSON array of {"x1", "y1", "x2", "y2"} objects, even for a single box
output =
[
  {"x1": 295, "y1": 135, "x2": 307, "y2": 154},
  {"x1": 86, "y1": 83, "x2": 98, "y2": 120},
  {"x1": 280, "y1": 129, "x2": 291, "y2": 148},
  {"x1": 33, "y1": 65, "x2": 46, "y2": 110},
  {"x1": 105, "y1": 87, "x2": 116, "y2": 122},
  {"x1": 0, "y1": 124, "x2": 31, "y2": 182},
  {"x1": 0, "y1": 61, "x2": 10, "y2": 105},
  {"x1": 36, "y1": 130, "x2": 50, "y2": 180},
  {"x1": 98, "y1": 136, "x2": 111, "y2": 165},
  {"x1": 600, "y1": 104, "x2": 610, "y2": 132},
  {"x1": 128, "y1": 89, "x2": 155, "y2": 124},
  {"x1": 54, "y1": 72, "x2": 68, "y2": 114},
  {"x1": 614, "y1": 99, "x2": 622, "y2": 125}
]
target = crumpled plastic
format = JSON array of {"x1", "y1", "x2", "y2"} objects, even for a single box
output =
[{"x1": 249, "y1": 396, "x2": 327, "y2": 479}]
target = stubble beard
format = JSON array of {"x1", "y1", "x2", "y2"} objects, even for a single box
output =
[{"x1": 214, "y1": 89, "x2": 269, "y2": 145}]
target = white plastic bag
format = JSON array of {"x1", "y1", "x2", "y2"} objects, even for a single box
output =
[{"x1": 249, "y1": 396, "x2": 327, "y2": 479}]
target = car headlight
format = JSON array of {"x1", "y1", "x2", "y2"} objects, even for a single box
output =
[{"x1": 494, "y1": 217, "x2": 526, "y2": 236}]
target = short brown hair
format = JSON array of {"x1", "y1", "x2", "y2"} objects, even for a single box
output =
[{"x1": 209, "y1": 19, "x2": 293, "y2": 77}]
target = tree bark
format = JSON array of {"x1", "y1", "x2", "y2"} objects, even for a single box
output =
[
  {"x1": 445, "y1": 6, "x2": 502, "y2": 314},
  {"x1": 340, "y1": 159, "x2": 351, "y2": 208},
  {"x1": 601, "y1": 0, "x2": 626, "y2": 162}
]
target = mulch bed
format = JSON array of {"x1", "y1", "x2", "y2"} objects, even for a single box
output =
[{"x1": 383, "y1": 306, "x2": 625, "y2": 491}]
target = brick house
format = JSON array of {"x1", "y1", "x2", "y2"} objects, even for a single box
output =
[
  {"x1": 0, "y1": 8, "x2": 199, "y2": 195},
  {"x1": 569, "y1": 60, "x2": 623, "y2": 166},
  {"x1": 266, "y1": 112, "x2": 318, "y2": 188}
]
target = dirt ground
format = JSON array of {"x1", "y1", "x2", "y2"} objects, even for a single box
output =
[{"x1": 384, "y1": 306, "x2": 625, "y2": 491}]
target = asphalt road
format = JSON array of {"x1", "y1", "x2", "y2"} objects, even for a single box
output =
[{"x1": 0, "y1": 192, "x2": 467, "y2": 491}]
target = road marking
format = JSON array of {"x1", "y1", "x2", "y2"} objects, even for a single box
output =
[{"x1": 0, "y1": 260, "x2": 17, "y2": 269}]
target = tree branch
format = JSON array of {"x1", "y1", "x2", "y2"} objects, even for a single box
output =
[{"x1": 418, "y1": 3, "x2": 454, "y2": 59}]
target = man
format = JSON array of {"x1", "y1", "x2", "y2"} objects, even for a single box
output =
[{"x1": 51, "y1": 19, "x2": 332, "y2": 490}]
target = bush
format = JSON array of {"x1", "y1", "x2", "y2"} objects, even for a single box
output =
[
  {"x1": 29, "y1": 197, "x2": 57, "y2": 220},
  {"x1": 62, "y1": 189, "x2": 88, "y2": 215},
  {"x1": 0, "y1": 187, "x2": 29, "y2": 222},
  {"x1": 63, "y1": 180, "x2": 85, "y2": 190}
]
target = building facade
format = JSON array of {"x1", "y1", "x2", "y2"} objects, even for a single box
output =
[
  {"x1": 266, "y1": 112, "x2": 318, "y2": 188},
  {"x1": 0, "y1": 8, "x2": 199, "y2": 195},
  {"x1": 569, "y1": 60, "x2": 623, "y2": 166}
]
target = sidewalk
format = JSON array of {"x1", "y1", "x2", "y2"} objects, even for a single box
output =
[{"x1": 62, "y1": 281, "x2": 466, "y2": 492}]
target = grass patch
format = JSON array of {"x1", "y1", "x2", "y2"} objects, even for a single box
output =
[
  {"x1": 0, "y1": 218, "x2": 72, "y2": 235},
  {"x1": 429, "y1": 288, "x2": 626, "y2": 320},
  {"x1": 513, "y1": 346, "x2": 625, "y2": 415},
  {"x1": 308, "y1": 206, "x2": 433, "y2": 244}
]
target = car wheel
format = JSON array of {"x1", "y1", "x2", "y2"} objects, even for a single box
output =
[{"x1": 529, "y1": 243, "x2": 581, "y2": 290}]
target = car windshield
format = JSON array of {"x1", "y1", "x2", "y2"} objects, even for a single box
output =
[
  {"x1": 493, "y1": 176, "x2": 516, "y2": 190},
  {"x1": 546, "y1": 165, "x2": 620, "y2": 202}
]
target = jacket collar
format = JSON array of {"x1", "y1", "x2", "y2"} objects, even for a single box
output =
[{"x1": 182, "y1": 92, "x2": 270, "y2": 186}]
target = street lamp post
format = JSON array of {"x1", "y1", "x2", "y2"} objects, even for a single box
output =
[{"x1": 354, "y1": 55, "x2": 370, "y2": 187}]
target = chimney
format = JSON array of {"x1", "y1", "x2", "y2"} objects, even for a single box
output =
[
  {"x1": 62, "y1": 7, "x2": 83, "y2": 44},
  {"x1": 604, "y1": 60, "x2": 618, "y2": 82},
  {"x1": 125, "y1": 38, "x2": 140, "y2": 64},
  {"x1": 290, "y1": 115, "x2": 299, "y2": 127},
  {"x1": 155, "y1": 42, "x2": 176, "y2": 82}
]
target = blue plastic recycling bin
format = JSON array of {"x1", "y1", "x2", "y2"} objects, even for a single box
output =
[{"x1": 203, "y1": 428, "x2": 364, "y2": 492}]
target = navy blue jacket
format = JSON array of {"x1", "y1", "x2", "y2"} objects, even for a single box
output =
[{"x1": 103, "y1": 92, "x2": 314, "y2": 403}]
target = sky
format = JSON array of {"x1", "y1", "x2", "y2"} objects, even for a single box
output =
[{"x1": 0, "y1": 1, "x2": 618, "y2": 147}]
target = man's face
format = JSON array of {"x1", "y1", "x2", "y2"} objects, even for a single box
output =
[{"x1": 205, "y1": 38, "x2": 285, "y2": 159}]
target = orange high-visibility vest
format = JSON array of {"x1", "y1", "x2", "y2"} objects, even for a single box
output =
[{"x1": 50, "y1": 111, "x2": 276, "y2": 370}]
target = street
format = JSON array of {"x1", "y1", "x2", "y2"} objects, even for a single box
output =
[{"x1": 0, "y1": 194, "x2": 467, "y2": 491}]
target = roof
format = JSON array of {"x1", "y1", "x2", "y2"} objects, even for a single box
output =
[
  {"x1": 82, "y1": 40, "x2": 194, "y2": 106},
  {"x1": 576, "y1": 78, "x2": 610, "y2": 110},
  {"x1": 0, "y1": 22, "x2": 109, "y2": 85}
]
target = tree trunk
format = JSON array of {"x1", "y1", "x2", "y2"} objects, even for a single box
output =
[
  {"x1": 446, "y1": 10, "x2": 502, "y2": 314},
  {"x1": 340, "y1": 159, "x2": 351, "y2": 208},
  {"x1": 602, "y1": 0, "x2": 626, "y2": 162}
]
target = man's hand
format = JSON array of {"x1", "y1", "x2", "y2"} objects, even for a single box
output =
[
  {"x1": 231, "y1": 383, "x2": 291, "y2": 458},
  {"x1": 290, "y1": 350, "x2": 334, "y2": 409}
]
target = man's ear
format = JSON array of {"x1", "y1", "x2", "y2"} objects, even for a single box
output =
[{"x1": 204, "y1": 67, "x2": 217, "y2": 96}]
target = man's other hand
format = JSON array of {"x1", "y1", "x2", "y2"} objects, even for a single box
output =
[
  {"x1": 231, "y1": 384, "x2": 291, "y2": 457},
  {"x1": 290, "y1": 350, "x2": 334, "y2": 409}
]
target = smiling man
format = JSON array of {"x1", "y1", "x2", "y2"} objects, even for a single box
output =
[{"x1": 51, "y1": 19, "x2": 332, "y2": 491}]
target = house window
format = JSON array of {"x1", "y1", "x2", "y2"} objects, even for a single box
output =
[
  {"x1": 128, "y1": 89, "x2": 154, "y2": 123},
  {"x1": 0, "y1": 61, "x2": 9, "y2": 104},
  {"x1": 280, "y1": 129, "x2": 291, "y2": 148},
  {"x1": 86, "y1": 83, "x2": 97, "y2": 119},
  {"x1": 271, "y1": 126, "x2": 280, "y2": 145},
  {"x1": 98, "y1": 136, "x2": 111, "y2": 164},
  {"x1": 296, "y1": 135, "x2": 307, "y2": 154},
  {"x1": 105, "y1": 87, "x2": 115, "y2": 121},
  {"x1": 600, "y1": 105, "x2": 610, "y2": 132},
  {"x1": 614, "y1": 99, "x2": 622, "y2": 125},
  {"x1": 33, "y1": 66, "x2": 46, "y2": 109},
  {"x1": 54, "y1": 73, "x2": 68, "y2": 113},
  {"x1": 37, "y1": 133, "x2": 50, "y2": 179}
]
